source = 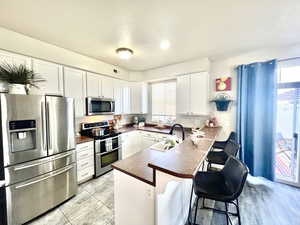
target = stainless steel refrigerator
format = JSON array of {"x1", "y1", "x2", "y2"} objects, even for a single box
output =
[{"x1": 0, "y1": 94, "x2": 77, "y2": 225}]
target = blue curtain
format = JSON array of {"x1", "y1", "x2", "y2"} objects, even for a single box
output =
[{"x1": 236, "y1": 60, "x2": 277, "y2": 181}]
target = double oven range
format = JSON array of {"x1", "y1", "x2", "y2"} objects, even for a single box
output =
[{"x1": 80, "y1": 121, "x2": 122, "y2": 177}]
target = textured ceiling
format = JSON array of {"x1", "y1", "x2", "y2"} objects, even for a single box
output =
[{"x1": 0, "y1": 0, "x2": 300, "y2": 70}]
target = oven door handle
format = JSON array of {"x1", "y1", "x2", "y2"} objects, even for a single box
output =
[
  {"x1": 15, "y1": 165, "x2": 74, "y2": 189},
  {"x1": 110, "y1": 146, "x2": 120, "y2": 152}
]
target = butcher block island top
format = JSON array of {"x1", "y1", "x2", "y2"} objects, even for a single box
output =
[{"x1": 112, "y1": 126, "x2": 221, "y2": 186}]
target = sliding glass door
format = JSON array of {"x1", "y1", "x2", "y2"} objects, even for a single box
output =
[{"x1": 275, "y1": 61, "x2": 300, "y2": 187}]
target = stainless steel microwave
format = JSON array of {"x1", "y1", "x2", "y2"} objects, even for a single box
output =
[{"x1": 86, "y1": 97, "x2": 115, "y2": 115}]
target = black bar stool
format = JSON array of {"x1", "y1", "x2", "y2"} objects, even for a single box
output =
[
  {"x1": 205, "y1": 140, "x2": 240, "y2": 171},
  {"x1": 212, "y1": 131, "x2": 236, "y2": 150},
  {"x1": 188, "y1": 156, "x2": 248, "y2": 225}
]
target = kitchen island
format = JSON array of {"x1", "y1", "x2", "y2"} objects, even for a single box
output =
[{"x1": 112, "y1": 126, "x2": 221, "y2": 225}]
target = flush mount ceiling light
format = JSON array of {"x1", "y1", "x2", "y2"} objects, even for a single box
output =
[
  {"x1": 116, "y1": 47, "x2": 134, "y2": 59},
  {"x1": 160, "y1": 40, "x2": 170, "y2": 50}
]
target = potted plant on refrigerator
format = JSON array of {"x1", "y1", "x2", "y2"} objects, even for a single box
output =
[
  {"x1": 0, "y1": 63, "x2": 45, "y2": 94},
  {"x1": 211, "y1": 93, "x2": 233, "y2": 111}
]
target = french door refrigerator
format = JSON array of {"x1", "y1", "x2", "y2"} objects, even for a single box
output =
[{"x1": 0, "y1": 94, "x2": 77, "y2": 225}]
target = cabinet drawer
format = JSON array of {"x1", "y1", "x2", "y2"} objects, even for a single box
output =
[
  {"x1": 77, "y1": 148, "x2": 94, "y2": 160},
  {"x1": 76, "y1": 142, "x2": 94, "y2": 152},
  {"x1": 77, "y1": 156, "x2": 94, "y2": 171},
  {"x1": 77, "y1": 166, "x2": 94, "y2": 183}
]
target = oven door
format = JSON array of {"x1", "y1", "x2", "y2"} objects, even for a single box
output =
[
  {"x1": 95, "y1": 149, "x2": 120, "y2": 176},
  {"x1": 86, "y1": 97, "x2": 115, "y2": 115}
]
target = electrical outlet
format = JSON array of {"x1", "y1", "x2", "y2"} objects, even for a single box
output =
[{"x1": 147, "y1": 188, "x2": 153, "y2": 199}]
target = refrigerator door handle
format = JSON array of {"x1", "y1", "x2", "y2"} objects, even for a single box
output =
[
  {"x1": 13, "y1": 151, "x2": 74, "y2": 171},
  {"x1": 41, "y1": 101, "x2": 47, "y2": 152},
  {"x1": 46, "y1": 101, "x2": 52, "y2": 151},
  {"x1": 15, "y1": 164, "x2": 74, "y2": 189}
]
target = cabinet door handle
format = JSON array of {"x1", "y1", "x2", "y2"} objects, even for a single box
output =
[
  {"x1": 80, "y1": 162, "x2": 90, "y2": 167},
  {"x1": 80, "y1": 153, "x2": 90, "y2": 158}
]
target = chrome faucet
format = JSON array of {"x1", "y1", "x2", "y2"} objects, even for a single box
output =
[{"x1": 169, "y1": 123, "x2": 185, "y2": 141}]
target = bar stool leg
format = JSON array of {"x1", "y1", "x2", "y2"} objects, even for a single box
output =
[
  {"x1": 236, "y1": 198, "x2": 241, "y2": 225},
  {"x1": 225, "y1": 202, "x2": 229, "y2": 225},
  {"x1": 193, "y1": 197, "x2": 199, "y2": 225},
  {"x1": 187, "y1": 183, "x2": 194, "y2": 225}
]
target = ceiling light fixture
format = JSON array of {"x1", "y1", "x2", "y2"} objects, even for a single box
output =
[
  {"x1": 116, "y1": 47, "x2": 134, "y2": 59},
  {"x1": 160, "y1": 40, "x2": 170, "y2": 50}
]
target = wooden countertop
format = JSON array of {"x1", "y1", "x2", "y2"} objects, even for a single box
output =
[
  {"x1": 112, "y1": 126, "x2": 221, "y2": 186},
  {"x1": 76, "y1": 136, "x2": 94, "y2": 144},
  {"x1": 116, "y1": 125, "x2": 170, "y2": 134},
  {"x1": 116, "y1": 125, "x2": 192, "y2": 137}
]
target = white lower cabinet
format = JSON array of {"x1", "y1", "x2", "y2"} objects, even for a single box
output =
[
  {"x1": 121, "y1": 131, "x2": 141, "y2": 159},
  {"x1": 121, "y1": 130, "x2": 171, "y2": 159},
  {"x1": 76, "y1": 141, "x2": 94, "y2": 184}
]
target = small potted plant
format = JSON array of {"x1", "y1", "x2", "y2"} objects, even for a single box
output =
[
  {"x1": 0, "y1": 63, "x2": 45, "y2": 94},
  {"x1": 211, "y1": 93, "x2": 233, "y2": 111}
]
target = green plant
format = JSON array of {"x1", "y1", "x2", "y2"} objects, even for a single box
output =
[
  {"x1": 0, "y1": 63, "x2": 45, "y2": 88},
  {"x1": 212, "y1": 93, "x2": 231, "y2": 102}
]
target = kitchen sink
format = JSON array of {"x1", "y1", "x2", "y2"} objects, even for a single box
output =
[{"x1": 149, "y1": 141, "x2": 177, "y2": 152}]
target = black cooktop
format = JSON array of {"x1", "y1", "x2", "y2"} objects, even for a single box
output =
[{"x1": 92, "y1": 131, "x2": 121, "y2": 140}]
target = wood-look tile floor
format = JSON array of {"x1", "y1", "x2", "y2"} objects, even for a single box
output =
[
  {"x1": 26, "y1": 171, "x2": 114, "y2": 225},
  {"x1": 26, "y1": 171, "x2": 300, "y2": 225},
  {"x1": 188, "y1": 176, "x2": 300, "y2": 225}
]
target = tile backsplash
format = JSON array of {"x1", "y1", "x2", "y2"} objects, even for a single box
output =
[{"x1": 75, "y1": 114, "x2": 134, "y2": 134}]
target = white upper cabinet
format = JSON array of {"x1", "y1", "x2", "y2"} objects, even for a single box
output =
[
  {"x1": 31, "y1": 59, "x2": 63, "y2": 95},
  {"x1": 0, "y1": 50, "x2": 31, "y2": 68},
  {"x1": 86, "y1": 72, "x2": 101, "y2": 97},
  {"x1": 177, "y1": 75, "x2": 190, "y2": 115},
  {"x1": 141, "y1": 83, "x2": 148, "y2": 114},
  {"x1": 131, "y1": 82, "x2": 142, "y2": 114},
  {"x1": 190, "y1": 72, "x2": 209, "y2": 115},
  {"x1": 122, "y1": 81, "x2": 131, "y2": 114},
  {"x1": 114, "y1": 79, "x2": 124, "y2": 115},
  {"x1": 131, "y1": 82, "x2": 148, "y2": 114},
  {"x1": 64, "y1": 67, "x2": 86, "y2": 118},
  {"x1": 177, "y1": 72, "x2": 209, "y2": 116},
  {"x1": 101, "y1": 76, "x2": 114, "y2": 99}
]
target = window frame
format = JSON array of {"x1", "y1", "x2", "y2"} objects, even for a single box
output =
[{"x1": 150, "y1": 79, "x2": 177, "y2": 124}]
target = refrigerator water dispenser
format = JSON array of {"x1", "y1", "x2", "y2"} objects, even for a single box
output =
[{"x1": 9, "y1": 120, "x2": 37, "y2": 152}]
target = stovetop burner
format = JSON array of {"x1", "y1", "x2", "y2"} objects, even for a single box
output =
[
  {"x1": 80, "y1": 121, "x2": 121, "y2": 140},
  {"x1": 92, "y1": 131, "x2": 121, "y2": 140}
]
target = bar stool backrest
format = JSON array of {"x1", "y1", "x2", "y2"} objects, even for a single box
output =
[
  {"x1": 227, "y1": 131, "x2": 237, "y2": 142},
  {"x1": 221, "y1": 156, "x2": 248, "y2": 199},
  {"x1": 223, "y1": 140, "x2": 240, "y2": 157}
]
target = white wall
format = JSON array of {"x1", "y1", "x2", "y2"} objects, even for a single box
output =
[
  {"x1": 129, "y1": 71, "x2": 144, "y2": 82},
  {"x1": 142, "y1": 58, "x2": 210, "y2": 82},
  {"x1": 0, "y1": 27, "x2": 130, "y2": 80},
  {"x1": 210, "y1": 43, "x2": 300, "y2": 138}
]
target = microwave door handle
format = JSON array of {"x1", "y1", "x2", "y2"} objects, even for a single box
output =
[{"x1": 111, "y1": 101, "x2": 115, "y2": 112}]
